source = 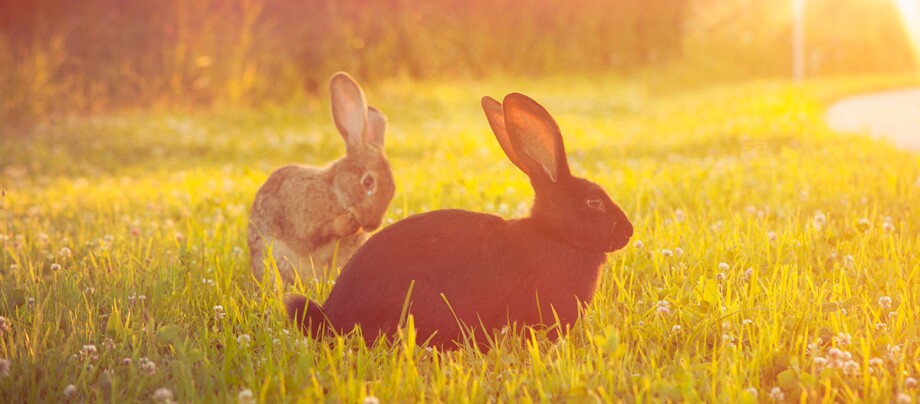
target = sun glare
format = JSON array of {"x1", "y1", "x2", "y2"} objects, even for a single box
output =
[{"x1": 894, "y1": 0, "x2": 920, "y2": 67}]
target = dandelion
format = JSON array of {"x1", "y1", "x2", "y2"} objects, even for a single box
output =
[
  {"x1": 879, "y1": 296, "x2": 893, "y2": 310},
  {"x1": 363, "y1": 396, "x2": 380, "y2": 404},
  {"x1": 718, "y1": 262, "x2": 730, "y2": 271},
  {"x1": 906, "y1": 376, "x2": 917, "y2": 388},
  {"x1": 213, "y1": 305, "x2": 226, "y2": 319},
  {"x1": 59, "y1": 247, "x2": 72, "y2": 258},
  {"x1": 138, "y1": 357, "x2": 157, "y2": 375},
  {"x1": 674, "y1": 209, "x2": 685, "y2": 222},
  {"x1": 64, "y1": 384, "x2": 77, "y2": 398},
  {"x1": 767, "y1": 231, "x2": 777, "y2": 242},
  {"x1": 897, "y1": 393, "x2": 912, "y2": 403},
  {"x1": 769, "y1": 387, "x2": 784, "y2": 401},
  {"x1": 152, "y1": 387, "x2": 175, "y2": 403},
  {"x1": 0, "y1": 359, "x2": 10, "y2": 377},
  {"x1": 813, "y1": 210, "x2": 827, "y2": 229},
  {"x1": 238, "y1": 389, "x2": 255, "y2": 404},
  {"x1": 633, "y1": 240, "x2": 644, "y2": 249},
  {"x1": 661, "y1": 249, "x2": 673, "y2": 258}
]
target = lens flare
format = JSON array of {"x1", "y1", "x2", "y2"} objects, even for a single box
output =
[{"x1": 895, "y1": 0, "x2": 920, "y2": 67}]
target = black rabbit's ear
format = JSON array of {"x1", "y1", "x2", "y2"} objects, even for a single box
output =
[
  {"x1": 501, "y1": 93, "x2": 571, "y2": 183},
  {"x1": 481, "y1": 96, "x2": 530, "y2": 175},
  {"x1": 330, "y1": 72, "x2": 368, "y2": 152}
]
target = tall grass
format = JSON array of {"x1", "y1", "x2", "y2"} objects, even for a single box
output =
[{"x1": 1, "y1": 73, "x2": 919, "y2": 401}]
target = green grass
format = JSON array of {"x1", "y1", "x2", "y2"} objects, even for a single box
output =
[{"x1": 1, "y1": 74, "x2": 920, "y2": 402}]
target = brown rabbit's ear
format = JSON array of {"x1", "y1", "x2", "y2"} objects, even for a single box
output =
[
  {"x1": 330, "y1": 72, "x2": 368, "y2": 150},
  {"x1": 501, "y1": 93, "x2": 571, "y2": 183},
  {"x1": 481, "y1": 96, "x2": 530, "y2": 175},
  {"x1": 365, "y1": 106, "x2": 387, "y2": 147}
]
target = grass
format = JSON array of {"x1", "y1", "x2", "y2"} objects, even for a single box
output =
[{"x1": 1, "y1": 73, "x2": 920, "y2": 402}]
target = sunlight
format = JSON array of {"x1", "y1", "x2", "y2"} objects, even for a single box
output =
[{"x1": 894, "y1": 0, "x2": 920, "y2": 67}]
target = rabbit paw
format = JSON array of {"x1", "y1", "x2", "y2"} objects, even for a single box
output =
[{"x1": 332, "y1": 212, "x2": 361, "y2": 236}]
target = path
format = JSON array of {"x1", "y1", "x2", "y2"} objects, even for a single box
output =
[{"x1": 826, "y1": 87, "x2": 920, "y2": 152}]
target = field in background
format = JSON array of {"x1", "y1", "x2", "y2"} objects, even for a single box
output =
[
  {"x1": 2, "y1": 74, "x2": 920, "y2": 401},
  {"x1": 2, "y1": 0, "x2": 917, "y2": 129}
]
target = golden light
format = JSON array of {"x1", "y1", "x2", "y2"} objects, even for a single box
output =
[{"x1": 894, "y1": 0, "x2": 920, "y2": 67}]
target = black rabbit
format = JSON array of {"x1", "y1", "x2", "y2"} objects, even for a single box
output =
[{"x1": 287, "y1": 93, "x2": 633, "y2": 349}]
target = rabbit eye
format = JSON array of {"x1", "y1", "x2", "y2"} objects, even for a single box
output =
[
  {"x1": 586, "y1": 198, "x2": 605, "y2": 211},
  {"x1": 361, "y1": 174, "x2": 375, "y2": 193}
]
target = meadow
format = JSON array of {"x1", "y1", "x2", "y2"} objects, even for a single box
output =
[{"x1": 2, "y1": 73, "x2": 920, "y2": 402}]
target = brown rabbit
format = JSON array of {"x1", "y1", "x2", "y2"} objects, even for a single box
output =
[{"x1": 248, "y1": 72, "x2": 395, "y2": 284}]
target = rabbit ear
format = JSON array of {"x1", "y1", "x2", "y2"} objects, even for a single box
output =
[
  {"x1": 365, "y1": 106, "x2": 387, "y2": 147},
  {"x1": 481, "y1": 96, "x2": 530, "y2": 175},
  {"x1": 501, "y1": 93, "x2": 571, "y2": 183},
  {"x1": 330, "y1": 72, "x2": 367, "y2": 150}
]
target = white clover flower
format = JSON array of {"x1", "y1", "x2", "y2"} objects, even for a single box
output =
[
  {"x1": 238, "y1": 389, "x2": 255, "y2": 404},
  {"x1": 81, "y1": 345, "x2": 98, "y2": 361},
  {"x1": 59, "y1": 247, "x2": 72, "y2": 258},
  {"x1": 0, "y1": 359, "x2": 10, "y2": 377},
  {"x1": 0, "y1": 316, "x2": 8, "y2": 336},
  {"x1": 745, "y1": 387, "x2": 758, "y2": 397},
  {"x1": 213, "y1": 305, "x2": 226, "y2": 319},
  {"x1": 64, "y1": 384, "x2": 77, "y2": 398},
  {"x1": 363, "y1": 396, "x2": 380, "y2": 404},
  {"x1": 152, "y1": 387, "x2": 175, "y2": 403},
  {"x1": 9, "y1": 264, "x2": 19, "y2": 271},
  {"x1": 633, "y1": 240, "x2": 644, "y2": 249},
  {"x1": 897, "y1": 393, "x2": 912, "y2": 404},
  {"x1": 876, "y1": 322, "x2": 887, "y2": 331},
  {"x1": 879, "y1": 296, "x2": 893, "y2": 310},
  {"x1": 767, "y1": 231, "x2": 777, "y2": 242},
  {"x1": 743, "y1": 319, "x2": 753, "y2": 326},
  {"x1": 715, "y1": 273, "x2": 726, "y2": 282},
  {"x1": 718, "y1": 262, "x2": 730, "y2": 271},
  {"x1": 843, "y1": 255, "x2": 855, "y2": 269},
  {"x1": 842, "y1": 360, "x2": 860, "y2": 376},
  {"x1": 674, "y1": 247, "x2": 684, "y2": 257},
  {"x1": 656, "y1": 300, "x2": 671, "y2": 315},
  {"x1": 813, "y1": 356, "x2": 828, "y2": 371},
  {"x1": 833, "y1": 332, "x2": 852, "y2": 347},
  {"x1": 121, "y1": 358, "x2": 132, "y2": 366},
  {"x1": 138, "y1": 357, "x2": 157, "y2": 375},
  {"x1": 883, "y1": 221, "x2": 895, "y2": 233},
  {"x1": 674, "y1": 209, "x2": 685, "y2": 222},
  {"x1": 857, "y1": 218, "x2": 871, "y2": 231},
  {"x1": 237, "y1": 334, "x2": 252, "y2": 346},
  {"x1": 50, "y1": 263, "x2": 61, "y2": 271},
  {"x1": 671, "y1": 325, "x2": 682, "y2": 333},
  {"x1": 906, "y1": 376, "x2": 917, "y2": 388},
  {"x1": 769, "y1": 387, "x2": 784, "y2": 401},
  {"x1": 202, "y1": 278, "x2": 216, "y2": 287},
  {"x1": 869, "y1": 357, "x2": 884, "y2": 367},
  {"x1": 661, "y1": 249, "x2": 673, "y2": 258}
]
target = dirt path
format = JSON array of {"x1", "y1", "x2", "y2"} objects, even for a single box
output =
[{"x1": 826, "y1": 87, "x2": 920, "y2": 152}]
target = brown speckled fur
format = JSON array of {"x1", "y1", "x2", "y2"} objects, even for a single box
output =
[{"x1": 248, "y1": 72, "x2": 395, "y2": 284}]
